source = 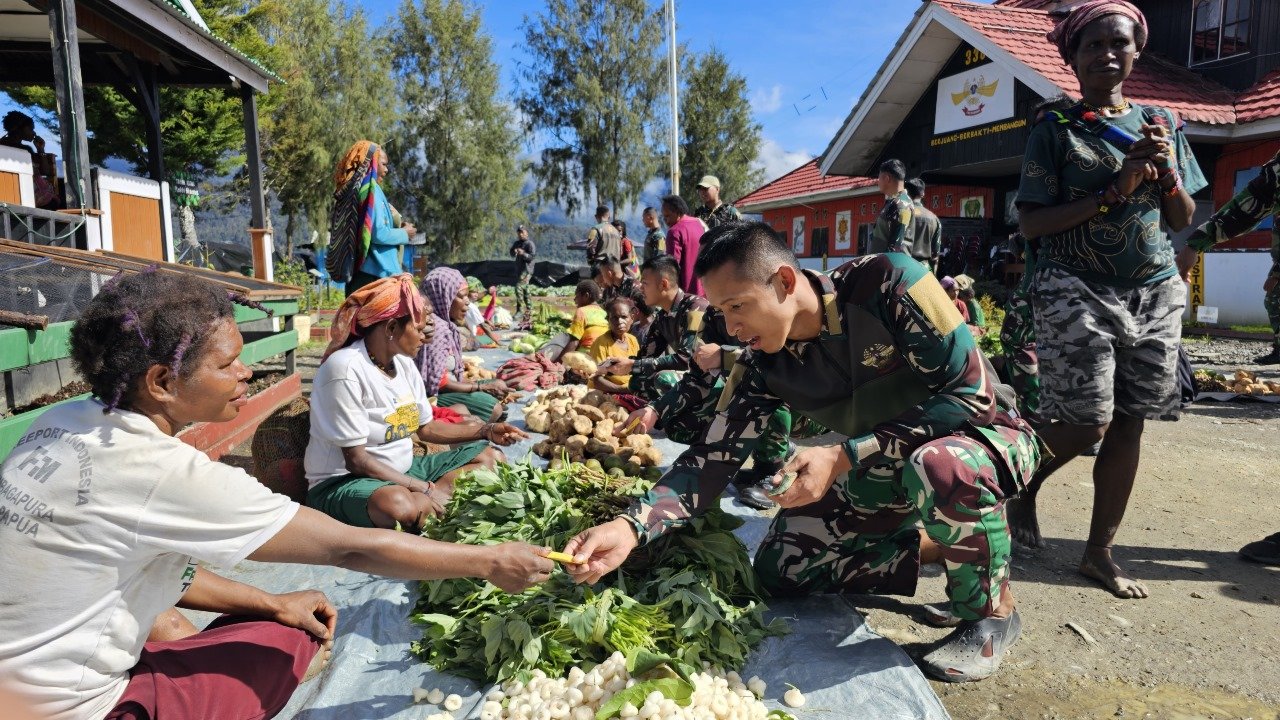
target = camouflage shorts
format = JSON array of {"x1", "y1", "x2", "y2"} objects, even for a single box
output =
[{"x1": 1031, "y1": 266, "x2": 1185, "y2": 425}]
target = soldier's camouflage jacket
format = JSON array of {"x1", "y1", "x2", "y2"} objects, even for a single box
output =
[{"x1": 628, "y1": 253, "x2": 1033, "y2": 543}]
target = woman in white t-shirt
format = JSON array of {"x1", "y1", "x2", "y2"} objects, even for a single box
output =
[
  {"x1": 0, "y1": 271, "x2": 552, "y2": 720},
  {"x1": 304, "y1": 275, "x2": 526, "y2": 529}
]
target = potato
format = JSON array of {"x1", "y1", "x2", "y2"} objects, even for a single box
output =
[
  {"x1": 565, "y1": 434, "x2": 590, "y2": 453},
  {"x1": 575, "y1": 404, "x2": 606, "y2": 423},
  {"x1": 610, "y1": 408, "x2": 629, "y2": 424},
  {"x1": 585, "y1": 438, "x2": 618, "y2": 457},
  {"x1": 525, "y1": 410, "x2": 551, "y2": 434},
  {"x1": 531, "y1": 440, "x2": 552, "y2": 457},
  {"x1": 633, "y1": 447, "x2": 663, "y2": 467},
  {"x1": 571, "y1": 414, "x2": 594, "y2": 436},
  {"x1": 561, "y1": 352, "x2": 599, "y2": 377},
  {"x1": 582, "y1": 390, "x2": 608, "y2": 408},
  {"x1": 592, "y1": 419, "x2": 616, "y2": 443},
  {"x1": 550, "y1": 417, "x2": 576, "y2": 441},
  {"x1": 567, "y1": 386, "x2": 589, "y2": 401},
  {"x1": 622, "y1": 434, "x2": 652, "y2": 451},
  {"x1": 600, "y1": 402, "x2": 621, "y2": 415}
]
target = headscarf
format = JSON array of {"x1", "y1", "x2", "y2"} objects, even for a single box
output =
[
  {"x1": 1046, "y1": 0, "x2": 1147, "y2": 64},
  {"x1": 322, "y1": 273, "x2": 424, "y2": 361},
  {"x1": 416, "y1": 267, "x2": 468, "y2": 393},
  {"x1": 328, "y1": 140, "x2": 382, "y2": 275}
]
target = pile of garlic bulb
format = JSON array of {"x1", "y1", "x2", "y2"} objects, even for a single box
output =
[{"x1": 414, "y1": 652, "x2": 800, "y2": 720}]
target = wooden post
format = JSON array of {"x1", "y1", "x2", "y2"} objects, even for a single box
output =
[
  {"x1": 240, "y1": 84, "x2": 272, "y2": 281},
  {"x1": 48, "y1": 0, "x2": 93, "y2": 223}
]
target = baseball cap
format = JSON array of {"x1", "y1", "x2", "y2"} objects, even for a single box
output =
[{"x1": 696, "y1": 175, "x2": 720, "y2": 189}]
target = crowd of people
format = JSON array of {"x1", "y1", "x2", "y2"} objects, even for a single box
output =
[{"x1": 3, "y1": 2, "x2": 1280, "y2": 719}]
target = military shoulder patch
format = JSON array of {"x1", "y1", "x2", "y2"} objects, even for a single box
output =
[{"x1": 905, "y1": 274, "x2": 963, "y2": 336}]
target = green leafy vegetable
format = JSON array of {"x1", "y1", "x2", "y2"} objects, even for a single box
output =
[{"x1": 411, "y1": 461, "x2": 786, "y2": 683}]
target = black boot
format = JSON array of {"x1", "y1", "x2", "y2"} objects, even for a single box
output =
[
  {"x1": 1254, "y1": 346, "x2": 1280, "y2": 365},
  {"x1": 732, "y1": 464, "x2": 778, "y2": 511}
]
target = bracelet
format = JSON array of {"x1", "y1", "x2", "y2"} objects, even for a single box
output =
[
  {"x1": 1107, "y1": 181, "x2": 1129, "y2": 205},
  {"x1": 1095, "y1": 188, "x2": 1114, "y2": 215},
  {"x1": 480, "y1": 422, "x2": 494, "y2": 441},
  {"x1": 1160, "y1": 170, "x2": 1183, "y2": 197},
  {"x1": 421, "y1": 481, "x2": 433, "y2": 496}
]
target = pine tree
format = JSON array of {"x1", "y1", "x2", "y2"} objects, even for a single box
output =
[
  {"x1": 678, "y1": 48, "x2": 763, "y2": 210},
  {"x1": 387, "y1": 0, "x2": 523, "y2": 262},
  {"x1": 254, "y1": 0, "x2": 397, "y2": 256},
  {"x1": 516, "y1": 0, "x2": 666, "y2": 217}
]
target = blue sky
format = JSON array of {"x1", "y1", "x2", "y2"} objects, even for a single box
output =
[{"x1": 3, "y1": 1, "x2": 996, "y2": 198}]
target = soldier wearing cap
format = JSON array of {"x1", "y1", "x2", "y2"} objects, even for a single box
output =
[{"x1": 694, "y1": 175, "x2": 742, "y2": 229}]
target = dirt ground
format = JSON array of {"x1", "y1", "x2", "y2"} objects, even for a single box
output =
[
  {"x1": 859, "y1": 396, "x2": 1280, "y2": 720},
  {"x1": 265, "y1": 338, "x2": 1280, "y2": 720}
]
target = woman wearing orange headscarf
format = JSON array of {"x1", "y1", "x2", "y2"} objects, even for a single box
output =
[
  {"x1": 329, "y1": 141, "x2": 417, "y2": 296},
  {"x1": 304, "y1": 275, "x2": 527, "y2": 529}
]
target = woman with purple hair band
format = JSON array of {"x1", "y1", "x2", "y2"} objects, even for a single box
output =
[{"x1": 0, "y1": 271, "x2": 551, "y2": 720}]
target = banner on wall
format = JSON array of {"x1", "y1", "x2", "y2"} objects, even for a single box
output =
[
  {"x1": 792, "y1": 216, "x2": 805, "y2": 255},
  {"x1": 934, "y1": 62, "x2": 1015, "y2": 135},
  {"x1": 834, "y1": 211, "x2": 852, "y2": 251}
]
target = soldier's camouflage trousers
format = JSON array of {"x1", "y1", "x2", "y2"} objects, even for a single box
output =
[
  {"x1": 1265, "y1": 265, "x2": 1279, "y2": 345},
  {"x1": 514, "y1": 272, "x2": 533, "y2": 316},
  {"x1": 755, "y1": 421, "x2": 1041, "y2": 621},
  {"x1": 1000, "y1": 289, "x2": 1040, "y2": 419}
]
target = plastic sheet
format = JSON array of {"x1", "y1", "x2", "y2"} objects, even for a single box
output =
[{"x1": 200, "y1": 346, "x2": 950, "y2": 719}]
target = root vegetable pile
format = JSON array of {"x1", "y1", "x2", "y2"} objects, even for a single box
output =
[
  {"x1": 1193, "y1": 368, "x2": 1280, "y2": 396},
  {"x1": 524, "y1": 387, "x2": 662, "y2": 475},
  {"x1": 463, "y1": 356, "x2": 497, "y2": 382},
  {"x1": 420, "y1": 654, "x2": 798, "y2": 720},
  {"x1": 498, "y1": 354, "x2": 565, "y2": 391},
  {"x1": 412, "y1": 461, "x2": 786, "y2": 687}
]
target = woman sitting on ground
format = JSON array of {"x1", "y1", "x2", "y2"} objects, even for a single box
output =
[
  {"x1": 0, "y1": 271, "x2": 551, "y2": 720},
  {"x1": 563, "y1": 279, "x2": 609, "y2": 355},
  {"x1": 305, "y1": 275, "x2": 525, "y2": 530},
  {"x1": 418, "y1": 267, "x2": 511, "y2": 421},
  {"x1": 589, "y1": 297, "x2": 639, "y2": 395}
]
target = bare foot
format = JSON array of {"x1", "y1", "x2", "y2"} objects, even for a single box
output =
[
  {"x1": 1079, "y1": 545, "x2": 1149, "y2": 599},
  {"x1": 1006, "y1": 494, "x2": 1043, "y2": 548}
]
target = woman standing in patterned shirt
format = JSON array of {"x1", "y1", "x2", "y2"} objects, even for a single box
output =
[{"x1": 1008, "y1": 0, "x2": 1204, "y2": 601}]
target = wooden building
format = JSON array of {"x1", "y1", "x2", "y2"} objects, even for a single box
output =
[
  {"x1": 740, "y1": 0, "x2": 1280, "y2": 324},
  {"x1": 0, "y1": 0, "x2": 278, "y2": 279}
]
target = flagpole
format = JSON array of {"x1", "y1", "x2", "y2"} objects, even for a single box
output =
[{"x1": 666, "y1": 0, "x2": 679, "y2": 196}]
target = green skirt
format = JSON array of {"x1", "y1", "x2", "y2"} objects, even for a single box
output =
[
  {"x1": 305, "y1": 441, "x2": 488, "y2": 527},
  {"x1": 437, "y1": 390, "x2": 500, "y2": 420}
]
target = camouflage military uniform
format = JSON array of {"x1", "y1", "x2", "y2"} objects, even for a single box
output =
[
  {"x1": 1000, "y1": 236, "x2": 1040, "y2": 419},
  {"x1": 1187, "y1": 148, "x2": 1280, "y2": 350},
  {"x1": 629, "y1": 255, "x2": 1043, "y2": 621},
  {"x1": 869, "y1": 190, "x2": 915, "y2": 254},
  {"x1": 694, "y1": 202, "x2": 742, "y2": 230},
  {"x1": 601, "y1": 276, "x2": 639, "y2": 307},
  {"x1": 910, "y1": 199, "x2": 942, "y2": 270},
  {"x1": 628, "y1": 290, "x2": 708, "y2": 399},
  {"x1": 639, "y1": 298, "x2": 796, "y2": 471}
]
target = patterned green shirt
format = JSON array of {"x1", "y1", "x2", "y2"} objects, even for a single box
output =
[
  {"x1": 694, "y1": 202, "x2": 742, "y2": 229},
  {"x1": 1186, "y1": 148, "x2": 1279, "y2": 277},
  {"x1": 871, "y1": 190, "x2": 914, "y2": 254},
  {"x1": 1018, "y1": 103, "x2": 1206, "y2": 287}
]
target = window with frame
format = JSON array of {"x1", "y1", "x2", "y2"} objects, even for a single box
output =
[{"x1": 1191, "y1": 0, "x2": 1251, "y2": 65}]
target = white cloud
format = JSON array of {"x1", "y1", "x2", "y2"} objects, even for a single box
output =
[
  {"x1": 752, "y1": 137, "x2": 813, "y2": 185},
  {"x1": 750, "y1": 84, "x2": 784, "y2": 114}
]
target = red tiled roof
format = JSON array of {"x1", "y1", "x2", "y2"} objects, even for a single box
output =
[
  {"x1": 993, "y1": 0, "x2": 1061, "y2": 8},
  {"x1": 1237, "y1": 69, "x2": 1280, "y2": 124},
  {"x1": 935, "y1": 0, "x2": 1238, "y2": 125},
  {"x1": 736, "y1": 159, "x2": 876, "y2": 209}
]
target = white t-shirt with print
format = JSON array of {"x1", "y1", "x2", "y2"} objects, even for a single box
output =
[
  {"x1": 0, "y1": 399, "x2": 300, "y2": 720},
  {"x1": 304, "y1": 340, "x2": 433, "y2": 486}
]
